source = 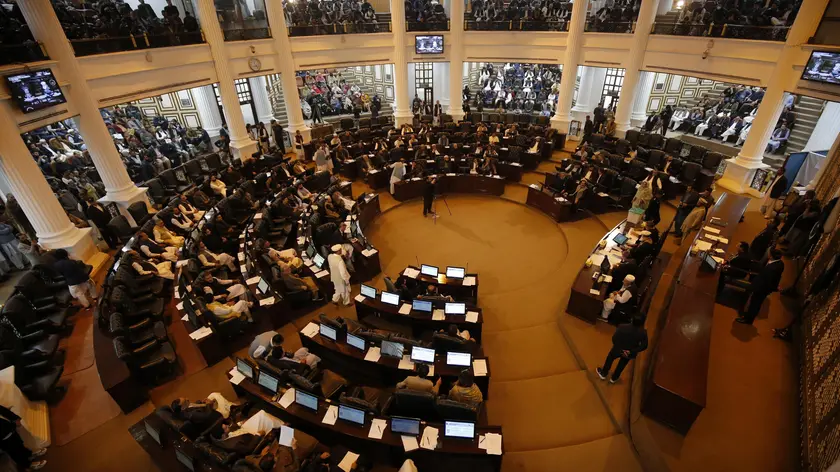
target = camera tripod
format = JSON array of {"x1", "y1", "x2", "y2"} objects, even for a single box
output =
[{"x1": 431, "y1": 193, "x2": 452, "y2": 224}]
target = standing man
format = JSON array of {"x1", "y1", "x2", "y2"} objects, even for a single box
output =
[
  {"x1": 762, "y1": 167, "x2": 788, "y2": 219},
  {"x1": 423, "y1": 175, "x2": 437, "y2": 217},
  {"x1": 596, "y1": 316, "x2": 648, "y2": 384},
  {"x1": 270, "y1": 120, "x2": 286, "y2": 156},
  {"x1": 314, "y1": 144, "x2": 331, "y2": 174},
  {"x1": 673, "y1": 185, "x2": 699, "y2": 238},
  {"x1": 737, "y1": 248, "x2": 785, "y2": 325},
  {"x1": 581, "y1": 115, "x2": 594, "y2": 144},
  {"x1": 328, "y1": 244, "x2": 351, "y2": 306},
  {"x1": 593, "y1": 102, "x2": 606, "y2": 134},
  {"x1": 433, "y1": 100, "x2": 442, "y2": 125},
  {"x1": 52, "y1": 249, "x2": 97, "y2": 308},
  {"x1": 0, "y1": 404, "x2": 47, "y2": 470}
]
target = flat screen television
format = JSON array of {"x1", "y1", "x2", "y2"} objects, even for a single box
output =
[
  {"x1": 5, "y1": 69, "x2": 67, "y2": 114},
  {"x1": 415, "y1": 35, "x2": 444, "y2": 54},
  {"x1": 801, "y1": 51, "x2": 840, "y2": 85}
]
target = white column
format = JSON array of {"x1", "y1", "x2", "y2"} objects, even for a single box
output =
[
  {"x1": 718, "y1": 0, "x2": 829, "y2": 196},
  {"x1": 613, "y1": 0, "x2": 660, "y2": 138},
  {"x1": 570, "y1": 66, "x2": 608, "y2": 122},
  {"x1": 631, "y1": 71, "x2": 656, "y2": 126},
  {"x1": 551, "y1": 0, "x2": 587, "y2": 135},
  {"x1": 803, "y1": 101, "x2": 840, "y2": 152},
  {"x1": 433, "y1": 62, "x2": 450, "y2": 108},
  {"x1": 191, "y1": 85, "x2": 224, "y2": 139},
  {"x1": 391, "y1": 0, "x2": 413, "y2": 125},
  {"x1": 195, "y1": 0, "x2": 257, "y2": 160},
  {"x1": 249, "y1": 76, "x2": 275, "y2": 125},
  {"x1": 265, "y1": 0, "x2": 308, "y2": 144},
  {"x1": 17, "y1": 0, "x2": 150, "y2": 215},
  {"x1": 0, "y1": 101, "x2": 105, "y2": 266},
  {"x1": 447, "y1": 0, "x2": 465, "y2": 121}
]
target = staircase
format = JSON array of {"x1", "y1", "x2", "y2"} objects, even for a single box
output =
[
  {"x1": 654, "y1": 10, "x2": 681, "y2": 25},
  {"x1": 786, "y1": 96, "x2": 824, "y2": 153},
  {"x1": 267, "y1": 77, "x2": 289, "y2": 127}
]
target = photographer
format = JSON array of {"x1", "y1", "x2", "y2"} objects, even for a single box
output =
[{"x1": 423, "y1": 175, "x2": 438, "y2": 217}]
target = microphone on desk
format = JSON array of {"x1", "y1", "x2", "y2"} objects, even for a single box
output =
[{"x1": 416, "y1": 255, "x2": 420, "y2": 268}]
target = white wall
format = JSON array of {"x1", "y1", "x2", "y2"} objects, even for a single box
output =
[
  {"x1": 803, "y1": 101, "x2": 840, "y2": 153},
  {"x1": 407, "y1": 63, "x2": 417, "y2": 106},
  {"x1": 433, "y1": 62, "x2": 450, "y2": 107}
]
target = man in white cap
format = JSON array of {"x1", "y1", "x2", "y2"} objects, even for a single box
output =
[
  {"x1": 328, "y1": 244, "x2": 352, "y2": 306},
  {"x1": 601, "y1": 274, "x2": 638, "y2": 321}
]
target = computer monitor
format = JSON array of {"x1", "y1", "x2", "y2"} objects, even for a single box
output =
[
  {"x1": 313, "y1": 254, "x2": 325, "y2": 269},
  {"x1": 295, "y1": 390, "x2": 319, "y2": 411},
  {"x1": 613, "y1": 233, "x2": 628, "y2": 245},
  {"x1": 338, "y1": 404, "x2": 366, "y2": 426},
  {"x1": 236, "y1": 357, "x2": 255, "y2": 378},
  {"x1": 420, "y1": 264, "x2": 439, "y2": 277},
  {"x1": 412, "y1": 299, "x2": 433, "y2": 313},
  {"x1": 702, "y1": 252, "x2": 719, "y2": 272},
  {"x1": 411, "y1": 346, "x2": 435, "y2": 364},
  {"x1": 257, "y1": 278, "x2": 270, "y2": 295},
  {"x1": 346, "y1": 333, "x2": 366, "y2": 351},
  {"x1": 380, "y1": 291, "x2": 400, "y2": 306},
  {"x1": 319, "y1": 324, "x2": 337, "y2": 341},
  {"x1": 306, "y1": 245, "x2": 316, "y2": 258},
  {"x1": 144, "y1": 420, "x2": 161, "y2": 445},
  {"x1": 360, "y1": 284, "x2": 377, "y2": 299},
  {"x1": 446, "y1": 266, "x2": 466, "y2": 278},
  {"x1": 444, "y1": 420, "x2": 475, "y2": 439},
  {"x1": 446, "y1": 351, "x2": 471, "y2": 367},
  {"x1": 391, "y1": 416, "x2": 422, "y2": 436},
  {"x1": 257, "y1": 371, "x2": 279, "y2": 393},
  {"x1": 381, "y1": 340, "x2": 404, "y2": 358},
  {"x1": 445, "y1": 302, "x2": 466, "y2": 315},
  {"x1": 175, "y1": 449, "x2": 196, "y2": 471}
]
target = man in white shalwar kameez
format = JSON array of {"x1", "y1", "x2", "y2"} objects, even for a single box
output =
[
  {"x1": 390, "y1": 160, "x2": 406, "y2": 194},
  {"x1": 328, "y1": 244, "x2": 351, "y2": 306}
]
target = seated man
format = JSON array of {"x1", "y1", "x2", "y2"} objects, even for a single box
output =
[
  {"x1": 717, "y1": 241, "x2": 754, "y2": 296},
  {"x1": 178, "y1": 195, "x2": 205, "y2": 222},
  {"x1": 204, "y1": 293, "x2": 253, "y2": 323},
  {"x1": 607, "y1": 248, "x2": 638, "y2": 293},
  {"x1": 137, "y1": 231, "x2": 178, "y2": 262},
  {"x1": 196, "y1": 270, "x2": 248, "y2": 303},
  {"x1": 169, "y1": 397, "x2": 223, "y2": 434},
  {"x1": 249, "y1": 331, "x2": 282, "y2": 359},
  {"x1": 629, "y1": 232, "x2": 655, "y2": 263},
  {"x1": 198, "y1": 241, "x2": 237, "y2": 271},
  {"x1": 153, "y1": 218, "x2": 184, "y2": 247},
  {"x1": 447, "y1": 370, "x2": 483, "y2": 404},
  {"x1": 396, "y1": 363, "x2": 441, "y2": 394},
  {"x1": 258, "y1": 239, "x2": 303, "y2": 271},
  {"x1": 601, "y1": 274, "x2": 637, "y2": 321},
  {"x1": 766, "y1": 124, "x2": 790, "y2": 153},
  {"x1": 417, "y1": 284, "x2": 453, "y2": 302},
  {"x1": 279, "y1": 264, "x2": 323, "y2": 301},
  {"x1": 438, "y1": 323, "x2": 471, "y2": 341},
  {"x1": 127, "y1": 249, "x2": 174, "y2": 280}
]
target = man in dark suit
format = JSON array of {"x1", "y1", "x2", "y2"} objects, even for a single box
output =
[
  {"x1": 716, "y1": 241, "x2": 754, "y2": 296},
  {"x1": 596, "y1": 316, "x2": 648, "y2": 383},
  {"x1": 270, "y1": 120, "x2": 286, "y2": 155},
  {"x1": 0, "y1": 403, "x2": 47, "y2": 470},
  {"x1": 582, "y1": 115, "x2": 594, "y2": 144},
  {"x1": 763, "y1": 167, "x2": 788, "y2": 219},
  {"x1": 673, "y1": 186, "x2": 699, "y2": 237},
  {"x1": 423, "y1": 175, "x2": 437, "y2": 217},
  {"x1": 737, "y1": 248, "x2": 785, "y2": 324}
]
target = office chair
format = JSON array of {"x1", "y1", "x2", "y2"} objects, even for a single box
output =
[
  {"x1": 663, "y1": 137, "x2": 682, "y2": 155},
  {"x1": 109, "y1": 312, "x2": 168, "y2": 348},
  {"x1": 383, "y1": 389, "x2": 438, "y2": 420},
  {"x1": 113, "y1": 335, "x2": 177, "y2": 384},
  {"x1": 107, "y1": 215, "x2": 138, "y2": 244},
  {"x1": 0, "y1": 351, "x2": 65, "y2": 402},
  {"x1": 109, "y1": 286, "x2": 165, "y2": 321},
  {"x1": 636, "y1": 132, "x2": 650, "y2": 148},
  {"x1": 2, "y1": 294, "x2": 72, "y2": 336},
  {"x1": 0, "y1": 324, "x2": 62, "y2": 365},
  {"x1": 127, "y1": 201, "x2": 151, "y2": 226},
  {"x1": 647, "y1": 133, "x2": 664, "y2": 149},
  {"x1": 436, "y1": 397, "x2": 481, "y2": 421},
  {"x1": 624, "y1": 129, "x2": 640, "y2": 147},
  {"x1": 14, "y1": 271, "x2": 73, "y2": 307}
]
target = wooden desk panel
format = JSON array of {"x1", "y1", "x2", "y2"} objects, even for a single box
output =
[
  {"x1": 398, "y1": 265, "x2": 479, "y2": 303},
  {"x1": 525, "y1": 186, "x2": 571, "y2": 222},
  {"x1": 393, "y1": 175, "x2": 506, "y2": 202},
  {"x1": 354, "y1": 296, "x2": 483, "y2": 342},
  {"x1": 566, "y1": 220, "x2": 629, "y2": 323}
]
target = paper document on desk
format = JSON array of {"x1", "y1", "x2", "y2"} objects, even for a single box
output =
[
  {"x1": 403, "y1": 268, "x2": 420, "y2": 278},
  {"x1": 304, "y1": 259, "x2": 313, "y2": 267},
  {"x1": 338, "y1": 452, "x2": 360, "y2": 472},
  {"x1": 712, "y1": 256, "x2": 725, "y2": 264},
  {"x1": 315, "y1": 270, "x2": 329, "y2": 279},
  {"x1": 240, "y1": 264, "x2": 247, "y2": 273},
  {"x1": 447, "y1": 173, "x2": 457, "y2": 176},
  {"x1": 473, "y1": 359, "x2": 488, "y2": 377},
  {"x1": 607, "y1": 254, "x2": 622, "y2": 267},
  {"x1": 466, "y1": 311, "x2": 479, "y2": 323},
  {"x1": 176, "y1": 302, "x2": 184, "y2": 311},
  {"x1": 463, "y1": 276, "x2": 476, "y2": 286},
  {"x1": 694, "y1": 240, "x2": 713, "y2": 252},
  {"x1": 354, "y1": 294, "x2": 366, "y2": 303},
  {"x1": 421, "y1": 426, "x2": 439, "y2": 450},
  {"x1": 228, "y1": 367, "x2": 246, "y2": 385},
  {"x1": 364, "y1": 346, "x2": 381, "y2": 362},
  {"x1": 278, "y1": 388, "x2": 296, "y2": 408},
  {"x1": 589, "y1": 254, "x2": 605, "y2": 266},
  {"x1": 401, "y1": 435, "x2": 419, "y2": 452},
  {"x1": 301, "y1": 322, "x2": 319, "y2": 338},
  {"x1": 278, "y1": 425, "x2": 295, "y2": 447},
  {"x1": 716, "y1": 237, "x2": 729, "y2": 244},
  {"x1": 174, "y1": 288, "x2": 180, "y2": 299},
  {"x1": 603, "y1": 275, "x2": 613, "y2": 283},
  {"x1": 259, "y1": 297, "x2": 276, "y2": 307},
  {"x1": 589, "y1": 289, "x2": 601, "y2": 295},
  {"x1": 361, "y1": 248, "x2": 378, "y2": 257},
  {"x1": 246, "y1": 276, "x2": 261, "y2": 285},
  {"x1": 189, "y1": 326, "x2": 213, "y2": 340},
  {"x1": 398, "y1": 355, "x2": 415, "y2": 370},
  {"x1": 238, "y1": 253, "x2": 245, "y2": 262},
  {"x1": 181, "y1": 314, "x2": 189, "y2": 322},
  {"x1": 432, "y1": 309, "x2": 445, "y2": 321},
  {"x1": 479, "y1": 433, "x2": 503, "y2": 455},
  {"x1": 398, "y1": 304, "x2": 412, "y2": 315},
  {"x1": 368, "y1": 419, "x2": 387, "y2": 439},
  {"x1": 703, "y1": 226, "x2": 721, "y2": 234},
  {"x1": 427, "y1": 365, "x2": 434, "y2": 377},
  {"x1": 529, "y1": 184, "x2": 540, "y2": 190},
  {"x1": 322, "y1": 405, "x2": 338, "y2": 425}
]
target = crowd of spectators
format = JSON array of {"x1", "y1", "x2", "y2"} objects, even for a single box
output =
[
  {"x1": 661, "y1": 0, "x2": 801, "y2": 39},
  {"x1": 298, "y1": 71, "x2": 383, "y2": 123},
  {"x1": 466, "y1": 63, "x2": 562, "y2": 116},
  {"x1": 100, "y1": 104, "x2": 222, "y2": 184},
  {"x1": 587, "y1": 0, "x2": 640, "y2": 32},
  {"x1": 49, "y1": 0, "x2": 202, "y2": 54},
  {"x1": 406, "y1": 0, "x2": 449, "y2": 30},
  {"x1": 467, "y1": 0, "x2": 572, "y2": 30},
  {"x1": 0, "y1": 1, "x2": 45, "y2": 65},
  {"x1": 283, "y1": 0, "x2": 379, "y2": 35}
]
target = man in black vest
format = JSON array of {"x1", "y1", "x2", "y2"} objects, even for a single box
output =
[
  {"x1": 596, "y1": 316, "x2": 648, "y2": 384},
  {"x1": 737, "y1": 248, "x2": 785, "y2": 325},
  {"x1": 601, "y1": 274, "x2": 637, "y2": 322}
]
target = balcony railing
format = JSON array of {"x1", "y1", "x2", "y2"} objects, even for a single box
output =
[
  {"x1": 287, "y1": 22, "x2": 391, "y2": 37},
  {"x1": 222, "y1": 27, "x2": 272, "y2": 41},
  {"x1": 0, "y1": 42, "x2": 48, "y2": 66},
  {"x1": 464, "y1": 20, "x2": 569, "y2": 31},
  {"x1": 651, "y1": 22, "x2": 790, "y2": 41},
  {"x1": 406, "y1": 20, "x2": 450, "y2": 31},
  {"x1": 69, "y1": 31, "x2": 205, "y2": 57},
  {"x1": 584, "y1": 20, "x2": 635, "y2": 33}
]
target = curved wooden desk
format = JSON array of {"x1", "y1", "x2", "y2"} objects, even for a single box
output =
[
  {"x1": 354, "y1": 295, "x2": 484, "y2": 342},
  {"x1": 393, "y1": 174, "x2": 506, "y2": 202},
  {"x1": 397, "y1": 265, "x2": 480, "y2": 303}
]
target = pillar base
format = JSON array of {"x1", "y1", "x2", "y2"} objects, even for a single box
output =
[
  {"x1": 449, "y1": 111, "x2": 465, "y2": 123},
  {"x1": 394, "y1": 111, "x2": 414, "y2": 127},
  {"x1": 230, "y1": 138, "x2": 259, "y2": 161},
  {"x1": 100, "y1": 186, "x2": 150, "y2": 227},
  {"x1": 570, "y1": 108, "x2": 591, "y2": 126},
  {"x1": 614, "y1": 121, "x2": 632, "y2": 139},
  {"x1": 40, "y1": 226, "x2": 107, "y2": 269},
  {"x1": 630, "y1": 112, "x2": 648, "y2": 128},
  {"x1": 551, "y1": 115, "x2": 574, "y2": 139},
  {"x1": 717, "y1": 157, "x2": 768, "y2": 198}
]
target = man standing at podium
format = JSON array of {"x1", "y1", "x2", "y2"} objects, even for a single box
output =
[{"x1": 423, "y1": 175, "x2": 438, "y2": 217}]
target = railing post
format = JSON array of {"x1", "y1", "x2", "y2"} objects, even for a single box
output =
[
  {"x1": 509, "y1": 20, "x2": 513, "y2": 30},
  {"x1": 130, "y1": 34, "x2": 137, "y2": 48},
  {"x1": 37, "y1": 40, "x2": 47, "y2": 57},
  {"x1": 707, "y1": 22, "x2": 714, "y2": 36},
  {"x1": 632, "y1": 21, "x2": 636, "y2": 33},
  {"x1": 143, "y1": 31, "x2": 150, "y2": 46},
  {"x1": 519, "y1": 20, "x2": 523, "y2": 30},
  {"x1": 201, "y1": 29, "x2": 206, "y2": 42},
  {"x1": 721, "y1": 23, "x2": 728, "y2": 36}
]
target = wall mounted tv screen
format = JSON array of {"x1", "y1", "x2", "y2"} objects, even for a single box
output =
[
  {"x1": 801, "y1": 51, "x2": 840, "y2": 85},
  {"x1": 415, "y1": 35, "x2": 443, "y2": 54},
  {"x1": 5, "y1": 69, "x2": 67, "y2": 114}
]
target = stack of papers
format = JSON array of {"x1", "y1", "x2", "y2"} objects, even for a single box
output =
[
  {"x1": 401, "y1": 435, "x2": 419, "y2": 452},
  {"x1": 246, "y1": 276, "x2": 261, "y2": 285},
  {"x1": 181, "y1": 314, "x2": 189, "y2": 322},
  {"x1": 315, "y1": 270, "x2": 329, "y2": 278},
  {"x1": 337, "y1": 452, "x2": 359, "y2": 472},
  {"x1": 189, "y1": 326, "x2": 213, "y2": 340},
  {"x1": 398, "y1": 355, "x2": 415, "y2": 370},
  {"x1": 238, "y1": 253, "x2": 246, "y2": 261},
  {"x1": 354, "y1": 294, "x2": 366, "y2": 303},
  {"x1": 694, "y1": 240, "x2": 713, "y2": 252},
  {"x1": 432, "y1": 309, "x2": 446, "y2": 321},
  {"x1": 420, "y1": 426, "x2": 439, "y2": 450},
  {"x1": 278, "y1": 388, "x2": 296, "y2": 408},
  {"x1": 466, "y1": 311, "x2": 479, "y2": 323},
  {"x1": 174, "y1": 288, "x2": 180, "y2": 299},
  {"x1": 529, "y1": 183, "x2": 540, "y2": 190},
  {"x1": 463, "y1": 276, "x2": 476, "y2": 286},
  {"x1": 361, "y1": 248, "x2": 378, "y2": 257},
  {"x1": 478, "y1": 433, "x2": 503, "y2": 455},
  {"x1": 228, "y1": 367, "x2": 245, "y2": 385},
  {"x1": 703, "y1": 226, "x2": 721, "y2": 234},
  {"x1": 322, "y1": 405, "x2": 338, "y2": 425},
  {"x1": 240, "y1": 264, "x2": 247, "y2": 273},
  {"x1": 364, "y1": 346, "x2": 381, "y2": 362},
  {"x1": 368, "y1": 418, "x2": 387, "y2": 439},
  {"x1": 279, "y1": 425, "x2": 295, "y2": 447},
  {"x1": 403, "y1": 268, "x2": 420, "y2": 278},
  {"x1": 398, "y1": 304, "x2": 412, "y2": 315},
  {"x1": 473, "y1": 359, "x2": 488, "y2": 377},
  {"x1": 300, "y1": 322, "x2": 319, "y2": 338},
  {"x1": 176, "y1": 302, "x2": 184, "y2": 311},
  {"x1": 259, "y1": 297, "x2": 276, "y2": 307}
]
